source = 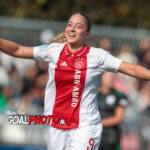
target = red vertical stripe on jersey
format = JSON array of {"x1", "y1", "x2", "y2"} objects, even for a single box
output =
[{"x1": 52, "y1": 44, "x2": 90, "y2": 129}]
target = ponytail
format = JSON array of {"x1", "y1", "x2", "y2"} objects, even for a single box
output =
[{"x1": 48, "y1": 31, "x2": 67, "y2": 43}]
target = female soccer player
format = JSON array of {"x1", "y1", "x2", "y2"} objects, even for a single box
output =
[
  {"x1": 0, "y1": 12, "x2": 150, "y2": 150},
  {"x1": 97, "y1": 72, "x2": 128, "y2": 150}
]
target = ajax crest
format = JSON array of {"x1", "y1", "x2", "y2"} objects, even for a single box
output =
[{"x1": 75, "y1": 61, "x2": 84, "y2": 69}]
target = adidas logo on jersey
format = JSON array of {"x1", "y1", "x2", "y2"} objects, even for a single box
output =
[{"x1": 60, "y1": 61, "x2": 67, "y2": 66}]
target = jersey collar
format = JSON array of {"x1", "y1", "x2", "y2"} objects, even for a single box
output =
[{"x1": 65, "y1": 43, "x2": 88, "y2": 57}]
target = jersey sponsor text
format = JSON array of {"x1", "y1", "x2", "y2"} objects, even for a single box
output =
[{"x1": 71, "y1": 69, "x2": 81, "y2": 107}]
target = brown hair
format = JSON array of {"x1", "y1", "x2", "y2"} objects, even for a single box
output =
[
  {"x1": 48, "y1": 12, "x2": 92, "y2": 43},
  {"x1": 77, "y1": 12, "x2": 92, "y2": 32}
]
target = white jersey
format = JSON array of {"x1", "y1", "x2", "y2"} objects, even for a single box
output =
[{"x1": 33, "y1": 42, "x2": 122, "y2": 130}]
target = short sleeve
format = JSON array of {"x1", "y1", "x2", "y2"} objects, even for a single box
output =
[
  {"x1": 99, "y1": 52, "x2": 123, "y2": 73},
  {"x1": 118, "y1": 98, "x2": 128, "y2": 107},
  {"x1": 33, "y1": 44, "x2": 51, "y2": 62},
  {"x1": 114, "y1": 90, "x2": 128, "y2": 107},
  {"x1": 118, "y1": 95, "x2": 128, "y2": 107}
]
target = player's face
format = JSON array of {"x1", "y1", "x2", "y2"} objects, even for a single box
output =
[
  {"x1": 65, "y1": 14, "x2": 90, "y2": 48},
  {"x1": 101, "y1": 72, "x2": 114, "y2": 88}
]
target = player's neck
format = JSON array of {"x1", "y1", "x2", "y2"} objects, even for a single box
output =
[{"x1": 68, "y1": 43, "x2": 85, "y2": 53}]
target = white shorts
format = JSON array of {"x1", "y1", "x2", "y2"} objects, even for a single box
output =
[{"x1": 47, "y1": 123, "x2": 102, "y2": 150}]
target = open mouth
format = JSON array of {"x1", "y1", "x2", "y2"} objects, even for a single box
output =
[{"x1": 68, "y1": 33, "x2": 76, "y2": 38}]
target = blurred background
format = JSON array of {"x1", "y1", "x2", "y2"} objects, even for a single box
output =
[{"x1": 0, "y1": 0, "x2": 150, "y2": 150}]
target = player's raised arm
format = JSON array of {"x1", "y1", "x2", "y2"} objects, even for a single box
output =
[
  {"x1": 0, "y1": 38, "x2": 33, "y2": 59},
  {"x1": 118, "y1": 61, "x2": 150, "y2": 80}
]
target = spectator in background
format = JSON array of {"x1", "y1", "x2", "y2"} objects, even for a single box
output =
[
  {"x1": 0, "y1": 62, "x2": 15, "y2": 113},
  {"x1": 21, "y1": 65, "x2": 38, "y2": 94},
  {"x1": 97, "y1": 72, "x2": 128, "y2": 150},
  {"x1": 35, "y1": 61, "x2": 48, "y2": 75},
  {"x1": 99, "y1": 37, "x2": 112, "y2": 52},
  {"x1": 142, "y1": 50, "x2": 150, "y2": 69},
  {"x1": 137, "y1": 81, "x2": 150, "y2": 113},
  {"x1": 40, "y1": 28, "x2": 55, "y2": 44},
  {"x1": 115, "y1": 44, "x2": 138, "y2": 94},
  {"x1": 8, "y1": 65, "x2": 23, "y2": 97},
  {"x1": 0, "y1": 51, "x2": 15, "y2": 71},
  {"x1": 0, "y1": 63, "x2": 10, "y2": 87},
  {"x1": 0, "y1": 86, "x2": 7, "y2": 112},
  {"x1": 125, "y1": 81, "x2": 150, "y2": 150},
  {"x1": 0, "y1": 85, "x2": 16, "y2": 114},
  {"x1": 17, "y1": 64, "x2": 48, "y2": 114},
  {"x1": 137, "y1": 37, "x2": 150, "y2": 65},
  {"x1": 117, "y1": 44, "x2": 138, "y2": 65}
]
